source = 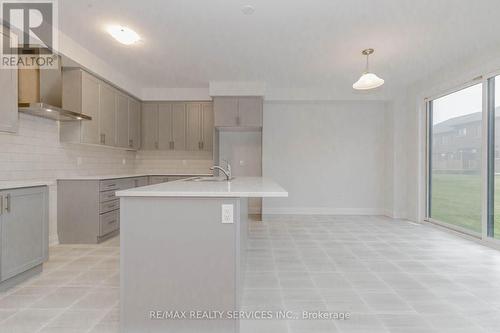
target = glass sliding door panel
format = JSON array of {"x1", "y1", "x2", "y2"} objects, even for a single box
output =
[
  {"x1": 494, "y1": 77, "x2": 500, "y2": 239},
  {"x1": 429, "y1": 83, "x2": 483, "y2": 233}
]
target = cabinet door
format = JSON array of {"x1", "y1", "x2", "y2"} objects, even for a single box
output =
[
  {"x1": 115, "y1": 92, "x2": 129, "y2": 148},
  {"x1": 141, "y1": 103, "x2": 158, "y2": 150},
  {"x1": 128, "y1": 98, "x2": 141, "y2": 149},
  {"x1": 186, "y1": 103, "x2": 202, "y2": 151},
  {"x1": 158, "y1": 103, "x2": 173, "y2": 150},
  {"x1": 172, "y1": 103, "x2": 186, "y2": 150},
  {"x1": 0, "y1": 187, "x2": 47, "y2": 282},
  {"x1": 0, "y1": 30, "x2": 18, "y2": 133},
  {"x1": 201, "y1": 103, "x2": 214, "y2": 151},
  {"x1": 214, "y1": 97, "x2": 238, "y2": 127},
  {"x1": 80, "y1": 72, "x2": 100, "y2": 144},
  {"x1": 238, "y1": 97, "x2": 263, "y2": 127},
  {"x1": 99, "y1": 84, "x2": 117, "y2": 146}
]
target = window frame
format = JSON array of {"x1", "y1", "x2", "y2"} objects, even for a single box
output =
[{"x1": 425, "y1": 80, "x2": 485, "y2": 238}]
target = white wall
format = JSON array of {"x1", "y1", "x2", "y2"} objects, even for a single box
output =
[{"x1": 262, "y1": 100, "x2": 391, "y2": 215}]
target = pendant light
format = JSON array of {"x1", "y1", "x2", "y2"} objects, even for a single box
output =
[{"x1": 352, "y1": 48, "x2": 384, "y2": 90}]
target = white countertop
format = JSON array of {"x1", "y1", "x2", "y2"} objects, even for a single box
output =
[
  {"x1": 57, "y1": 173, "x2": 212, "y2": 180},
  {"x1": 116, "y1": 177, "x2": 288, "y2": 198},
  {"x1": 0, "y1": 180, "x2": 55, "y2": 190}
]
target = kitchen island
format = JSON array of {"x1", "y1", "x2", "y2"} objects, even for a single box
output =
[{"x1": 116, "y1": 177, "x2": 287, "y2": 333}]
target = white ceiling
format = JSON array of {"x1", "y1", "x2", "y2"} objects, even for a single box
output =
[{"x1": 59, "y1": 0, "x2": 500, "y2": 98}]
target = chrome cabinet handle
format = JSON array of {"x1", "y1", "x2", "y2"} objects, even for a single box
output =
[{"x1": 5, "y1": 194, "x2": 11, "y2": 213}]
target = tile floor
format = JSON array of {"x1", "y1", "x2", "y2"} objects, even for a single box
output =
[{"x1": 1, "y1": 215, "x2": 500, "y2": 332}]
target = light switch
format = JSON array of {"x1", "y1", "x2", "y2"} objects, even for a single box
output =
[{"x1": 222, "y1": 204, "x2": 234, "y2": 224}]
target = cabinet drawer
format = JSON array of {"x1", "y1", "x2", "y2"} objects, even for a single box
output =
[
  {"x1": 99, "y1": 210, "x2": 119, "y2": 236},
  {"x1": 100, "y1": 179, "x2": 119, "y2": 192},
  {"x1": 100, "y1": 199, "x2": 120, "y2": 214},
  {"x1": 99, "y1": 190, "x2": 116, "y2": 202}
]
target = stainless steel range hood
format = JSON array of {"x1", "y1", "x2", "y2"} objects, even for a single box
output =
[
  {"x1": 18, "y1": 56, "x2": 92, "y2": 121},
  {"x1": 18, "y1": 102, "x2": 91, "y2": 121}
]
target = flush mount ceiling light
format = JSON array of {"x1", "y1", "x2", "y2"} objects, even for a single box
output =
[
  {"x1": 352, "y1": 48, "x2": 384, "y2": 90},
  {"x1": 107, "y1": 25, "x2": 140, "y2": 45}
]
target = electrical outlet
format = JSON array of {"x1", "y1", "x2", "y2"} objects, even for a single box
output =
[{"x1": 222, "y1": 204, "x2": 234, "y2": 224}]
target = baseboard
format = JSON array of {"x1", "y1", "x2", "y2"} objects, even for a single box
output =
[{"x1": 262, "y1": 207, "x2": 387, "y2": 215}]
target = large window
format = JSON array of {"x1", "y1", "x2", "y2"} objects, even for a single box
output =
[
  {"x1": 428, "y1": 83, "x2": 483, "y2": 234},
  {"x1": 490, "y1": 76, "x2": 500, "y2": 239}
]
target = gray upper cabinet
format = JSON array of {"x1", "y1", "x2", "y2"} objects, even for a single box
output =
[
  {"x1": 214, "y1": 97, "x2": 238, "y2": 127},
  {"x1": 61, "y1": 69, "x2": 140, "y2": 150},
  {"x1": 141, "y1": 102, "x2": 209, "y2": 151},
  {"x1": 214, "y1": 96, "x2": 262, "y2": 128},
  {"x1": 99, "y1": 83, "x2": 116, "y2": 146},
  {"x1": 187, "y1": 103, "x2": 202, "y2": 150},
  {"x1": 141, "y1": 103, "x2": 159, "y2": 150},
  {"x1": 61, "y1": 69, "x2": 100, "y2": 144},
  {"x1": 0, "y1": 30, "x2": 18, "y2": 133},
  {"x1": 80, "y1": 73, "x2": 100, "y2": 144},
  {"x1": 186, "y1": 102, "x2": 213, "y2": 151},
  {"x1": 115, "y1": 92, "x2": 129, "y2": 148},
  {"x1": 201, "y1": 103, "x2": 214, "y2": 151},
  {"x1": 158, "y1": 103, "x2": 173, "y2": 150},
  {"x1": 0, "y1": 186, "x2": 48, "y2": 282},
  {"x1": 238, "y1": 97, "x2": 263, "y2": 127},
  {"x1": 128, "y1": 98, "x2": 141, "y2": 150},
  {"x1": 172, "y1": 103, "x2": 187, "y2": 150}
]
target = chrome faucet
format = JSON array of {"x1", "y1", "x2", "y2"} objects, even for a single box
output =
[{"x1": 210, "y1": 160, "x2": 232, "y2": 181}]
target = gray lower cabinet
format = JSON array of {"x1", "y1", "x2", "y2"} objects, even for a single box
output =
[
  {"x1": 58, "y1": 177, "x2": 147, "y2": 244},
  {"x1": 58, "y1": 175, "x2": 192, "y2": 244},
  {"x1": 0, "y1": 186, "x2": 48, "y2": 286}
]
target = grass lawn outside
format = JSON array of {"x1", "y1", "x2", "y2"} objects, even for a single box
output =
[{"x1": 430, "y1": 173, "x2": 500, "y2": 237}]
